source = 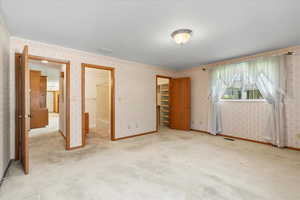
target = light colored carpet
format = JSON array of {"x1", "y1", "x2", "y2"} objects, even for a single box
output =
[{"x1": 1, "y1": 128, "x2": 300, "y2": 200}]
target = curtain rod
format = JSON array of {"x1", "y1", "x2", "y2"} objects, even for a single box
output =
[{"x1": 200, "y1": 46, "x2": 300, "y2": 69}]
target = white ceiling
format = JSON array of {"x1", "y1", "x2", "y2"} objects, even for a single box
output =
[{"x1": 2, "y1": 0, "x2": 300, "y2": 69}]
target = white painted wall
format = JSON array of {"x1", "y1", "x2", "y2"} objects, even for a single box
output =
[
  {"x1": 0, "y1": 14, "x2": 11, "y2": 177},
  {"x1": 9, "y1": 37, "x2": 176, "y2": 154},
  {"x1": 179, "y1": 53, "x2": 300, "y2": 148}
]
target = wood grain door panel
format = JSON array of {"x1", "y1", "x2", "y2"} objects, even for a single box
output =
[
  {"x1": 30, "y1": 71, "x2": 48, "y2": 128},
  {"x1": 21, "y1": 45, "x2": 30, "y2": 174},
  {"x1": 30, "y1": 70, "x2": 41, "y2": 128},
  {"x1": 40, "y1": 76, "x2": 47, "y2": 108},
  {"x1": 170, "y1": 77, "x2": 190, "y2": 130}
]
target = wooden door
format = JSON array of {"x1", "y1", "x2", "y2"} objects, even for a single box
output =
[
  {"x1": 170, "y1": 77, "x2": 191, "y2": 130},
  {"x1": 40, "y1": 76, "x2": 47, "y2": 108},
  {"x1": 30, "y1": 70, "x2": 41, "y2": 128},
  {"x1": 21, "y1": 45, "x2": 30, "y2": 174},
  {"x1": 30, "y1": 71, "x2": 48, "y2": 128}
]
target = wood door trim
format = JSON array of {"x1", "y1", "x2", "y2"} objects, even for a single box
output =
[
  {"x1": 156, "y1": 75, "x2": 172, "y2": 79},
  {"x1": 156, "y1": 75, "x2": 172, "y2": 132},
  {"x1": 15, "y1": 54, "x2": 21, "y2": 160},
  {"x1": 15, "y1": 53, "x2": 71, "y2": 156},
  {"x1": 65, "y1": 62, "x2": 71, "y2": 150},
  {"x1": 82, "y1": 63, "x2": 114, "y2": 70},
  {"x1": 81, "y1": 63, "x2": 115, "y2": 147},
  {"x1": 15, "y1": 53, "x2": 69, "y2": 65}
]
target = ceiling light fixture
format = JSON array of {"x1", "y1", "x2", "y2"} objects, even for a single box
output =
[
  {"x1": 171, "y1": 29, "x2": 193, "y2": 45},
  {"x1": 41, "y1": 60, "x2": 49, "y2": 64}
]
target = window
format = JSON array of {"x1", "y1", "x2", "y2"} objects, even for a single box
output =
[
  {"x1": 222, "y1": 87, "x2": 263, "y2": 100},
  {"x1": 219, "y1": 73, "x2": 264, "y2": 100}
]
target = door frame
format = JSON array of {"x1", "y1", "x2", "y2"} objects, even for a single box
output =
[
  {"x1": 81, "y1": 63, "x2": 116, "y2": 146},
  {"x1": 156, "y1": 75, "x2": 172, "y2": 132},
  {"x1": 15, "y1": 53, "x2": 71, "y2": 159}
]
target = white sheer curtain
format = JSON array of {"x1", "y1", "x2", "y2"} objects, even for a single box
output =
[
  {"x1": 251, "y1": 57, "x2": 287, "y2": 147},
  {"x1": 209, "y1": 56, "x2": 287, "y2": 147},
  {"x1": 209, "y1": 63, "x2": 243, "y2": 134}
]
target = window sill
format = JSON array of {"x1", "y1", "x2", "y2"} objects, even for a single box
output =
[{"x1": 220, "y1": 99, "x2": 266, "y2": 102}]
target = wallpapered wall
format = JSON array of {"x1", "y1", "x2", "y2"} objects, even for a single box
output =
[
  {"x1": 0, "y1": 15, "x2": 11, "y2": 177},
  {"x1": 180, "y1": 53, "x2": 300, "y2": 148},
  {"x1": 285, "y1": 54, "x2": 300, "y2": 148},
  {"x1": 9, "y1": 37, "x2": 176, "y2": 154}
]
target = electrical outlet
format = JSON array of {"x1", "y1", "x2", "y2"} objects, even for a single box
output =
[{"x1": 199, "y1": 121, "x2": 202, "y2": 125}]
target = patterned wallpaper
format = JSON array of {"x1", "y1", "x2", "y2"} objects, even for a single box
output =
[
  {"x1": 221, "y1": 101, "x2": 271, "y2": 142},
  {"x1": 9, "y1": 37, "x2": 176, "y2": 151},
  {"x1": 0, "y1": 15, "x2": 11, "y2": 175},
  {"x1": 181, "y1": 53, "x2": 300, "y2": 148},
  {"x1": 285, "y1": 55, "x2": 300, "y2": 148}
]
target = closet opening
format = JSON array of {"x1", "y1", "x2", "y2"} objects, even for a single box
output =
[
  {"x1": 81, "y1": 64, "x2": 115, "y2": 146},
  {"x1": 156, "y1": 75, "x2": 191, "y2": 132},
  {"x1": 156, "y1": 75, "x2": 172, "y2": 131}
]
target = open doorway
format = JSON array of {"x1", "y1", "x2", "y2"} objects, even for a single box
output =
[
  {"x1": 156, "y1": 75, "x2": 191, "y2": 132},
  {"x1": 15, "y1": 46, "x2": 70, "y2": 174},
  {"x1": 156, "y1": 76, "x2": 171, "y2": 131},
  {"x1": 28, "y1": 60, "x2": 64, "y2": 137},
  {"x1": 81, "y1": 63, "x2": 115, "y2": 146}
]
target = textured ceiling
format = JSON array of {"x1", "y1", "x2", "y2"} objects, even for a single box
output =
[{"x1": 1, "y1": 0, "x2": 300, "y2": 69}]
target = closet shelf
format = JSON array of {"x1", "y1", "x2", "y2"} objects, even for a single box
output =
[{"x1": 158, "y1": 82, "x2": 170, "y2": 127}]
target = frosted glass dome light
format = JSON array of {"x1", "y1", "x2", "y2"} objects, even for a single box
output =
[{"x1": 171, "y1": 29, "x2": 193, "y2": 45}]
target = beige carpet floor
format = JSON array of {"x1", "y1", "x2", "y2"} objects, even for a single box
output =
[{"x1": 1, "y1": 128, "x2": 300, "y2": 200}]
